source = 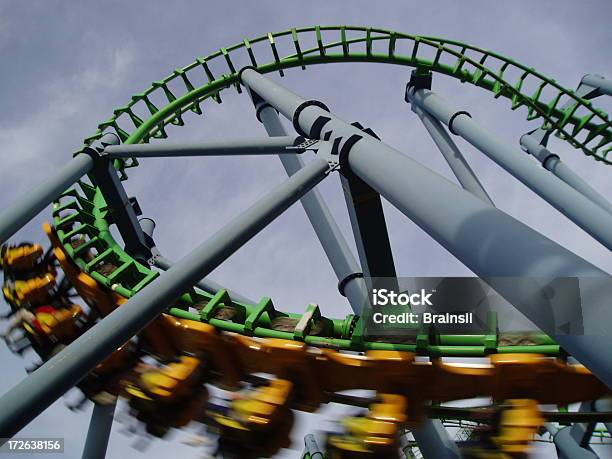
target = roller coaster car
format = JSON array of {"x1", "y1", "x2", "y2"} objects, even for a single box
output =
[
  {"x1": 461, "y1": 399, "x2": 543, "y2": 458},
  {"x1": 491, "y1": 399, "x2": 544, "y2": 456},
  {"x1": 326, "y1": 394, "x2": 407, "y2": 459},
  {"x1": 171, "y1": 318, "x2": 242, "y2": 389},
  {"x1": 230, "y1": 378, "x2": 294, "y2": 428},
  {"x1": 126, "y1": 355, "x2": 205, "y2": 402},
  {"x1": 0, "y1": 243, "x2": 44, "y2": 274},
  {"x1": 123, "y1": 356, "x2": 208, "y2": 437},
  {"x1": 76, "y1": 344, "x2": 137, "y2": 405},
  {"x1": 209, "y1": 396, "x2": 294, "y2": 459},
  {"x1": 2, "y1": 270, "x2": 57, "y2": 308},
  {"x1": 232, "y1": 336, "x2": 322, "y2": 409},
  {"x1": 23, "y1": 304, "x2": 83, "y2": 344}
]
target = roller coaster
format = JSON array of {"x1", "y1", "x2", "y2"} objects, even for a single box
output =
[{"x1": 1, "y1": 26, "x2": 612, "y2": 458}]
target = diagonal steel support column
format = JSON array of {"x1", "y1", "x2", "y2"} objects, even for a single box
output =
[
  {"x1": 521, "y1": 133, "x2": 612, "y2": 215},
  {"x1": 0, "y1": 153, "x2": 93, "y2": 245},
  {"x1": 339, "y1": 171, "x2": 398, "y2": 290},
  {"x1": 407, "y1": 87, "x2": 612, "y2": 251},
  {"x1": 549, "y1": 424, "x2": 598, "y2": 459},
  {"x1": 239, "y1": 68, "x2": 612, "y2": 387},
  {"x1": 81, "y1": 400, "x2": 116, "y2": 459},
  {"x1": 0, "y1": 156, "x2": 331, "y2": 440},
  {"x1": 410, "y1": 103, "x2": 493, "y2": 206},
  {"x1": 250, "y1": 90, "x2": 368, "y2": 314},
  {"x1": 104, "y1": 136, "x2": 308, "y2": 159}
]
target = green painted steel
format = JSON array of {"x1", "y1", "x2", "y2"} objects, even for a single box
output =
[{"x1": 51, "y1": 25, "x2": 612, "y2": 356}]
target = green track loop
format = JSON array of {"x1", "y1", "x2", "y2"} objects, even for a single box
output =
[{"x1": 56, "y1": 25, "x2": 612, "y2": 356}]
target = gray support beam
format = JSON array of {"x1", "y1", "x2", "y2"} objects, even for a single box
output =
[
  {"x1": 0, "y1": 153, "x2": 93, "y2": 244},
  {"x1": 411, "y1": 419, "x2": 461, "y2": 459},
  {"x1": 570, "y1": 401, "x2": 596, "y2": 448},
  {"x1": 0, "y1": 156, "x2": 331, "y2": 440},
  {"x1": 303, "y1": 433, "x2": 324, "y2": 459},
  {"x1": 407, "y1": 87, "x2": 612, "y2": 251},
  {"x1": 593, "y1": 398, "x2": 612, "y2": 435},
  {"x1": 104, "y1": 136, "x2": 307, "y2": 159},
  {"x1": 340, "y1": 172, "x2": 398, "y2": 290},
  {"x1": 240, "y1": 68, "x2": 612, "y2": 387},
  {"x1": 521, "y1": 134, "x2": 612, "y2": 215},
  {"x1": 581, "y1": 74, "x2": 612, "y2": 97},
  {"x1": 81, "y1": 400, "x2": 116, "y2": 459},
  {"x1": 412, "y1": 105, "x2": 493, "y2": 205},
  {"x1": 252, "y1": 94, "x2": 368, "y2": 314},
  {"x1": 153, "y1": 254, "x2": 257, "y2": 306},
  {"x1": 552, "y1": 426, "x2": 598, "y2": 459}
]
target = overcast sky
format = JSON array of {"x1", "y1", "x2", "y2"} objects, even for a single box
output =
[{"x1": 1, "y1": 1, "x2": 611, "y2": 458}]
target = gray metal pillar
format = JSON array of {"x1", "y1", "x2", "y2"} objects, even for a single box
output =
[
  {"x1": 303, "y1": 433, "x2": 324, "y2": 459},
  {"x1": 407, "y1": 87, "x2": 612, "y2": 251},
  {"x1": 552, "y1": 426, "x2": 598, "y2": 459},
  {"x1": 581, "y1": 74, "x2": 612, "y2": 97},
  {"x1": 81, "y1": 400, "x2": 116, "y2": 459},
  {"x1": 340, "y1": 172, "x2": 398, "y2": 291},
  {"x1": 570, "y1": 401, "x2": 596, "y2": 448},
  {"x1": 0, "y1": 156, "x2": 331, "y2": 440},
  {"x1": 104, "y1": 136, "x2": 306, "y2": 158},
  {"x1": 0, "y1": 153, "x2": 93, "y2": 244},
  {"x1": 411, "y1": 419, "x2": 461, "y2": 459},
  {"x1": 593, "y1": 398, "x2": 612, "y2": 435},
  {"x1": 411, "y1": 105, "x2": 493, "y2": 205},
  {"x1": 253, "y1": 94, "x2": 368, "y2": 314},
  {"x1": 240, "y1": 68, "x2": 612, "y2": 387},
  {"x1": 521, "y1": 133, "x2": 612, "y2": 215}
]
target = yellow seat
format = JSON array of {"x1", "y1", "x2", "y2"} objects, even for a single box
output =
[
  {"x1": 138, "y1": 356, "x2": 203, "y2": 402},
  {"x1": 1, "y1": 244, "x2": 43, "y2": 272},
  {"x1": 491, "y1": 399, "x2": 543, "y2": 455}
]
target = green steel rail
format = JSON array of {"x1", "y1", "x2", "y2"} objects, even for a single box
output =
[{"x1": 52, "y1": 25, "x2": 612, "y2": 357}]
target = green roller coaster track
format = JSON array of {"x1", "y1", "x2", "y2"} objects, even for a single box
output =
[{"x1": 53, "y1": 25, "x2": 611, "y2": 357}]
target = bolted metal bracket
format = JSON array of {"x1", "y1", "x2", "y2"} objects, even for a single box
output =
[
  {"x1": 405, "y1": 68, "x2": 433, "y2": 101},
  {"x1": 313, "y1": 140, "x2": 340, "y2": 171}
]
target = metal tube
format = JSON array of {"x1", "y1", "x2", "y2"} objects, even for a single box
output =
[
  {"x1": 521, "y1": 134, "x2": 612, "y2": 215},
  {"x1": 81, "y1": 400, "x2": 116, "y2": 459},
  {"x1": 553, "y1": 426, "x2": 598, "y2": 459},
  {"x1": 153, "y1": 254, "x2": 257, "y2": 306},
  {"x1": 411, "y1": 419, "x2": 461, "y2": 459},
  {"x1": 592, "y1": 398, "x2": 612, "y2": 435},
  {"x1": 138, "y1": 217, "x2": 156, "y2": 238},
  {"x1": 0, "y1": 153, "x2": 93, "y2": 244},
  {"x1": 0, "y1": 156, "x2": 331, "y2": 440},
  {"x1": 303, "y1": 433, "x2": 324, "y2": 459},
  {"x1": 408, "y1": 88, "x2": 612, "y2": 251},
  {"x1": 104, "y1": 136, "x2": 305, "y2": 158},
  {"x1": 255, "y1": 100, "x2": 368, "y2": 314},
  {"x1": 412, "y1": 105, "x2": 493, "y2": 205},
  {"x1": 582, "y1": 74, "x2": 612, "y2": 97},
  {"x1": 240, "y1": 69, "x2": 612, "y2": 386}
]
